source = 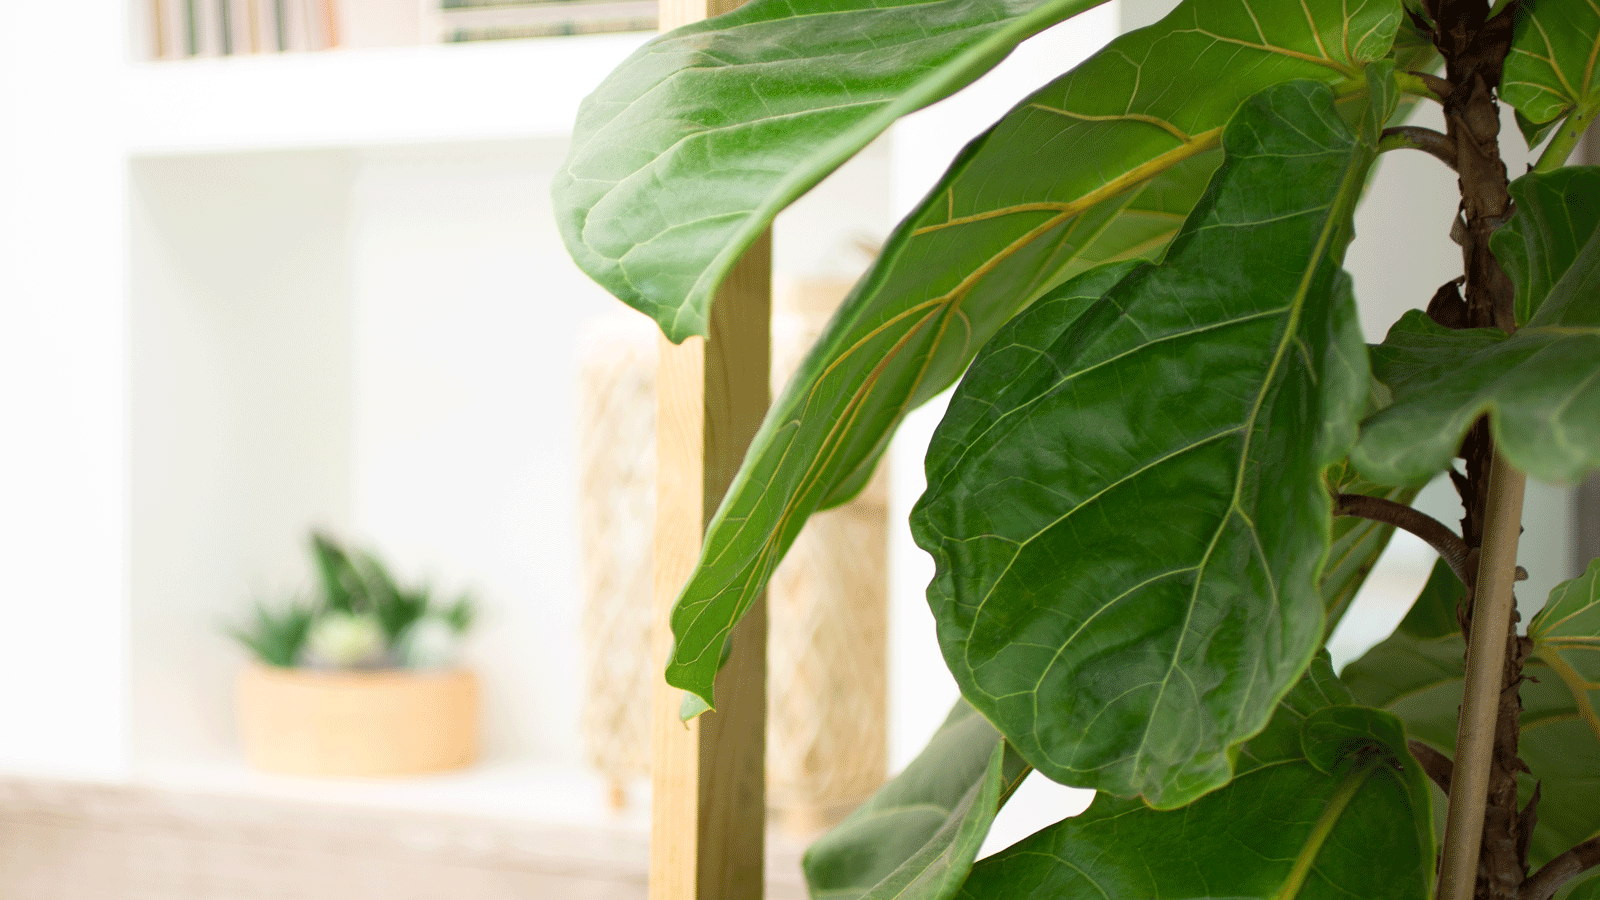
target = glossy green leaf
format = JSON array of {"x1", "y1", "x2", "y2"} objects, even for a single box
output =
[
  {"x1": 1571, "y1": 875, "x2": 1600, "y2": 900},
  {"x1": 1491, "y1": 168, "x2": 1600, "y2": 325},
  {"x1": 1344, "y1": 562, "x2": 1600, "y2": 871},
  {"x1": 553, "y1": 0, "x2": 1113, "y2": 341},
  {"x1": 1399, "y1": 556, "x2": 1464, "y2": 641},
  {"x1": 1351, "y1": 210, "x2": 1600, "y2": 485},
  {"x1": 803, "y1": 701, "x2": 1029, "y2": 900},
  {"x1": 1528, "y1": 558, "x2": 1600, "y2": 867},
  {"x1": 801, "y1": 495, "x2": 1403, "y2": 900},
  {"x1": 957, "y1": 656, "x2": 1434, "y2": 900},
  {"x1": 661, "y1": 0, "x2": 1405, "y2": 710},
  {"x1": 913, "y1": 77, "x2": 1389, "y2": 806},
  {"x1": 1532, "y1": 556, "x2": 1600, "y2": 651},
  {"x1": 1515, "y1": 107, "x2": 1564, "y2": 150},
  {"x1": 1502, "y1": 0, "x2": 1600, "y2": 146}
]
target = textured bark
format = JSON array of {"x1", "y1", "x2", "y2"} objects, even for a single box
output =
[{"x1": 1421, "y1": 0, "x2": 1528, "y2": 896}]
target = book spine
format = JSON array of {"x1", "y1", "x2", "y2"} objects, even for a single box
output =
[
  {"x1": 270, "y1": 0, "x2": 287, "y2": 50},
  {"x1": 322, "y1": 0, "x2": 341, "y2": 46},
  {"x1": 219, "y1": 0, "x2": 234, "y2": 53},
  {"x1": 152, "y1": 0, "x2": 190, "y2": 58},
  {"x1": 193, "y1": 0, "x2": 225, "y2": 56},
  {"x1": 184, "y1": 0, "x2": 200, "y2": 54},
  {"x1": 228, "y1": 0, "x2": 257, "y2": 52},
  {"x1": 281, "y1": 0, "x2": 310, "y2": 50}
]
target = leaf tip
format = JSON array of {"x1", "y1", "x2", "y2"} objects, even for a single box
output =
[{"x1": 679, "y1": 688, "x2": 715, "y2": 722}]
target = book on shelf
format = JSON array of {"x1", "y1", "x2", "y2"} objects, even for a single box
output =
[
  {"x1": 150, "y1": 0, "x2": 187, "y2": 58},
  {"x1": 224, "y1": 0, "x2": 260, "y2": 53},
  {"x1": 146, "y1": 0, "x2": 340, "y2": 59},
  {"x1": 192, "y1": 0, "x2": 225, "y2": 56},
  {"x1": 250, "y1": 0, "x2": 284, "y2": 52},
  {"x1": 436, "y1": 0, "x2": 658, "y2": 41},
  {"x1": 144, "y1": 0, "x2": 647, "y2": 58}
]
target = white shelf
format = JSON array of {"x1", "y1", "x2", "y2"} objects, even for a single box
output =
[
  {"x1": 134, "y1": 758, "x2": 654, "y2": 829},
  {"x1": 123, "y1": 32, "x2": 652, "y2": 156}
]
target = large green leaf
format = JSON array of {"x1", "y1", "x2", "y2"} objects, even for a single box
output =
[
  {"x1": 803, "y1": 701, "x2": 1029, "y2": 900},
  {"x1": 1344, "y1": 561, "x2": 1600, "y2": 871},
  {"x1": 912, "y1": 76, "x2": 1389, "y2": 806},
  {"x1": 1532, "y1": 557, "x2": 1600, "y2": 655},
  {"x1": 800, "y1": 466, "x2": 1414, "y2": 900},
  {"x1": 957, "y1": 656, "x2": 1435, "y2": 900},
  {"x1": 1502, "y1": 0, "x2": 1600, "y2": 147},
  {"x1": 1528, "y1": 557, "x2": 1600, "y2": 865},
  {"x1": 1491, "y1": 168, "x2": 1600, "y2": 325},
  {"x1": 661, "y1": 0, "x2": 1404, "y2": 710},
  {"x1": 1351, "y1": 183, "x2": 1600, "y2": 485},
  {"x1": 553, "y1": 0, "x2": 1114, "y2": 342}
]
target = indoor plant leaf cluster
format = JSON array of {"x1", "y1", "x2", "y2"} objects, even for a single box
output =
[
  {"x1": 229, "y1": 531, "x2": 475, "y2": 671},
  {"x1": 636, "y1": 0, "x2": 1408, "y2": 709},
  {"x1": 913, "y1": 74, "x2": 1388, "y2": 807},
  {"x1": 556, "y1": 0, "x2": 1600, "y2": 892}
]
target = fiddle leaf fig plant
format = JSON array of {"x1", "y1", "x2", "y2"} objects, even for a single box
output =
[{"x1": 554, "y1": 0, "x2": 1600, "y2": 892}]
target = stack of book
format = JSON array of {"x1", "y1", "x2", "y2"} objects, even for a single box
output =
[
  {"x1": 148, "y1": 0, "x2": 340, "y2": 58},
  {"x1": 437, "y1": 0, "x2": 658, "y2": 41}
]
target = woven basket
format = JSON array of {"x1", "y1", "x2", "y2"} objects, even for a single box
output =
[{"x1": 575, "y1": 283, "x2": 889, "y2": 827}]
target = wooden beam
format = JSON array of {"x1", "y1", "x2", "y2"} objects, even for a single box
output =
[{"x1": 649, "y1": 184, "x2": 772, "y2": 900}]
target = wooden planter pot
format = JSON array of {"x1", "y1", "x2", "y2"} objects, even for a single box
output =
[{"x1": 237, "y1": 664, "x2": 478, "y2": 777}]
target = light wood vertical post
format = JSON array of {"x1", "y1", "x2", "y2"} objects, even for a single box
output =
[{"x1": 650, "y1": 178, "x2": 771, "y2": 900}]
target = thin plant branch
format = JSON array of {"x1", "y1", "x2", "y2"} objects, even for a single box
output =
[
  {"x1": 1333, "y1": 493, "x2": 1524, "y2": 589},
  {"x1": 1411, "y1": 70, "x2": 1454, "y2": 100},
  {"x1": 1395, "y1": 70, "x2": 1449, "y2": 102},
  {"x1": 1408, "y1": 740, "x2": 1453, "y2": 795},
  {"x1": 1379, "y1": 126, "x2": 1459, "y2": 170},
  {"x1": 1437, "y1": 454, "x2": 1528, "y2": 900},
  {"x1": 1520, "y1": 836, "x2": 1600, "y2": 900},
  {"x1": 1336, "y1": 494, "x2": 1473, "y2": 585}
]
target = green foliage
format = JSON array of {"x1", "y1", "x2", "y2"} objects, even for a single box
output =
[
  {"x1": 1502, "y1": 0, "x2": 1600, "y2": 143},
  {"x1": 554, "y1": 0, "x2": 1115, "y2": 341},
  {"x1": 1352, "y1": 175, "x2": 1600, "y2": 485},
  {"x1": 649, "y1": 0, "x2": 1406, "y2": 712},
  {"x1": 959, "y1": 657, "x2": 1433, "y2": 899},
  {"x1": 228, "y1": 531, "x2": 475, "y2": 670},
  {"x1": 803, "y1": 701, "x2": 1028, "y2": 900},
  {"x1": 1492, "y1": 168, "x2": 1600, "y2": 325},
  {"x1": 914, "y1": 77, "x2": 1385, "y2": 807},
  {"x1": 227, "y1": 600, "x2": 315, "y2": 668},
  {"x1": 311, "y1": 531, "x2": 361, "y2": 615},
  {"x1": 1345, "y1": 560, "x2": 1600, "y2": 873},
  {"x1": 555, "y1": 0, "x2": 1600, "y2": 892}
]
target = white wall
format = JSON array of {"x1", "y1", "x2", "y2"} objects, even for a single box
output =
[
  {"x1": 346, "y1": 139, "x2": 619, "y2": 765},
  {"x1": 129, "y1": 151, "x2": 355, "y2": 769},
  {"x1": 0, "y1": 3, "x2": 130, "y2": 778}
]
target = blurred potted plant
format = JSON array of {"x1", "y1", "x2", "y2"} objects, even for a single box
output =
[{"x1": 229, "y1": 531, "x2": 478, "y2": 777}]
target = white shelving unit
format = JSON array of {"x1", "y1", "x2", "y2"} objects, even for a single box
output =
[
  {"x1": 2, "y1": 15, "x2": 675, "y2": 820},
  {"x1": 122, "y1": 35, "x2": 649, "y2": 155}
]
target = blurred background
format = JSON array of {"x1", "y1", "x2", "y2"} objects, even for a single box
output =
[{"x1": 0, "y1": 0, "x2": 1590, "y2": 896}]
